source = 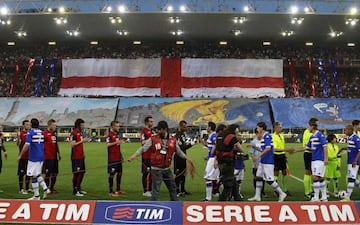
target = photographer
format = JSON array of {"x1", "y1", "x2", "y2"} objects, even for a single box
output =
[{"x1": 214, "y1": 124, "x2": 244, "y2": 201}]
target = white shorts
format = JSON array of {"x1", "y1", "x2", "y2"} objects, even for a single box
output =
[
  {"x1": 204, "y1": 157, "x2": 219, "y2": 181},
  {"x1": 347, "y1": 164, "x2": 359, "y2": 179},
  {"x1": 27, "y1": 161, "x2": 43, "y2": 177},
  {"x1": 234, "y1": 169, "x2": 244, "y2": 182},
  {"x1": 311, "y1": 160, "x2": 325, "y2": 178},
  {"x1": 256, "y1": 163, "x2": 274, "y2": 181}
]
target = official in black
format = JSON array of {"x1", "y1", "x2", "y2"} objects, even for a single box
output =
[{"x1": 174, "y1": 120, "x2": 193, "y2": 196}]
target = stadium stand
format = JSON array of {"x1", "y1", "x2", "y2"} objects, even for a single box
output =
[{"x1": 0, "y1": 45, "x2": 359, "y2": 98}]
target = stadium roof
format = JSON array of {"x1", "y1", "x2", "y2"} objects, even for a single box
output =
[{"x1": 1, "y1": 12, "x2": 359, "y2": 47}]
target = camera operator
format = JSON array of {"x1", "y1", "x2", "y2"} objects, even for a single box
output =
[{"x1": 214, "y1": 124, "x2": 244, "y2": 201}]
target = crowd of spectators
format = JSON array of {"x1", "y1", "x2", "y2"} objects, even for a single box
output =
[{"x1": 0, "y1": 44, "x2": 359, "y2": 98}]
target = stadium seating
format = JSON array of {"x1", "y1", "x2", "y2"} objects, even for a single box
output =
[{"x1": 0, "y1": 44, "x2": 359, "y2": 98}]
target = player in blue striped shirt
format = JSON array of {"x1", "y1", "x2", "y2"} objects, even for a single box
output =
[
  {"x1": 248, "y1": 122, "x2": 287, "y2": 202},
  {"x1": 305, "y1": 122, "x2": 328, "y2": 202},
  {"x1": 18, "y1": 118, "x2": 51, "y2": 200},
  {"x1": 341, "y1": 125, "x2": 360, "y2": 201}
]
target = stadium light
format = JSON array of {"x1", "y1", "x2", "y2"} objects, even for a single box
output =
[
  {"x1": 345, "y1": 18, "x2": 359, "y2": 26},
  {"x1": 179, "y1": 5, "x2": 187, "y2": 12},
  {"x1": 232, "y1": 29, "x2": 241, "y2": 36},
  {"x1": 48, "y1": 41, "x2": 56, "y2": 45},
  {"x1": 7, "y1": 41, "x2": 15, "y2": 46},
  {"x1": 349, "y1": 7, "x2": 358, "y2": 15},
  {"x1": 0, "y1": 18, "x2": 10, "y2": 25},
  {"x1": 66, "y1": 29, "x2": 80, "y2": 36},
  {"x1": 109, "y1": 16, "x2": 122, "y2": 24},
  {"x1": 15, "y1": 31, "x2": 27, "y2": 37},
  {"x1": 101, "y1": 5, "x2": 112, "y2": 13},
  {"x1": 233, "y1": 16, "x2": 247, "y2": 24},
  {"x1": 116, "y1": 29, "x2": 128, "y2": 35},
  {"x1": 304, "y1": 5, "x2": 316, "y2": 14},
  {"x1": 219, "y1": 41, "x2": 227, "y2": 45},
  {"x1": 176, "y1": 40, "x2": 184, "y2": 45},
  {"x1": 133, "y1": 41, "x2": 141, "y2": 45},
  {"x1": 118, "y1": 5, "x2": 127, "y2": 13},
  {"x1": 164, "y1": 5, "x2": 174, "y2": 12},
  {"x1": 54, "y1": 17, "x2": 67, "y2": 25},
  {"x1": 263, "y1": 41, "x2": 271, "y2": 46},
  {"x1": 291, "y1": 17, "x2": 304, "y2": 25},
  {"x1": 243, "y1": 5, "x2": 255, "y2": 13},
  {"x1": 347, "y1": 42, "x2": 355, "y2": 47},
  {"x1": 169, "y1": 16, "x2": 180, "y2": 23},
  {"x1": 289, "y1": 5, "x2": 299, "y2": 14},
  {"x1": 281, "y1": 30, "x2": 294, "y2": 37},
  {"x1": 0, "y1": 6, "x2": 8, "y2": 15},
  {"x1": 171, "y1": 30, "x2": 183, "y2": 36},
  {"x1": 305, "y1": 42, "x2": 313, "y2": 46},
  {"x1": 90, "y1": 41, "x2": 98, "y2": 45},
  {"x1": 58, "y1": 6, "x2": 66, "y2": 13},
  {"x1": 329, "y1": 31, "x2": 343, "y2": 37}
]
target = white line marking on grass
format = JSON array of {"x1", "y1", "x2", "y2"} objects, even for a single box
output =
[{"x1": 290, "y1": 174, "x2": 304, "y2": 183}]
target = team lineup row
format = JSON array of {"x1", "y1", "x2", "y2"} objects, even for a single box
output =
[
  {"x1": 127, "y1": 117, "x2": 360, "y2": 202},
  {"x1": 1, "y1": 117, "x2": 360, "y2": 201}
]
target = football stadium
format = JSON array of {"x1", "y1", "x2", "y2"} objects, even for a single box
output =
[{"x1": 0, "y1": 0, "x2": 360, "y2": 224}]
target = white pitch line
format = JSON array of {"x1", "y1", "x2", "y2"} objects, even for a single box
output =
[{"x1": 290, "y1": 174, "x2": 304, "y2": 183}]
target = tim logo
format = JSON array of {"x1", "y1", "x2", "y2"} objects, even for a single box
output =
[{"x1": 105, "y1": 204, "x2": 172, "y2": 224}]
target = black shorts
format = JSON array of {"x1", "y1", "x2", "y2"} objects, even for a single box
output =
[
  {"x1": 72, "y1": 159, "x2": 86, "y2": 173},
  {"x1": 18, "y1": 159, "x2": 28, "y2": 176},
  {"x1": 108, "y1": 161, "x2": 123, "y2": 174},
  {"x1": 174, "y1": 155, "x2": 186, "y2": 174},
  {"x1": 42, "y1": 159, "x2": 59, "y2": 174},
  {"x1": 304, "y1": 152, "x2": 312, "y2": 171},
  {"x1": 274, "y1": 154, "x2": 287, "y2": 171},
  {"x1": 142, "y1": 158, "x2": 151, "y2": 174}
]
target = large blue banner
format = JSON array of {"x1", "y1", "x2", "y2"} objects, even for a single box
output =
[
  {"x1": 93, "y1": 201, "x2": 182, "y2": 225},
  {"x1": 270, "y1": 98, "x2": 360, "y2": 129}
]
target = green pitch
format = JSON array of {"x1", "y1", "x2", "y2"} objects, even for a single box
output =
[{"x1": 0, "y1": 142, "x2": 353, "y2": 202}]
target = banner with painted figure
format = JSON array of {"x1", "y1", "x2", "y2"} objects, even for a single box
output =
[
  {"x1": 270, "y1": 98, "x2": 360, "y2": 129},
  {"x1": 116, "y1": 98, "x2": 271, "y2": 129},
  {"x1": 1, "y1": 97, "x2": 118, "y2": 127}
]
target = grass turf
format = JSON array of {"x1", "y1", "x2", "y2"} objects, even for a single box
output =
[{"x1": 0, "y1": 142, "x2": 353, "y2": 202}]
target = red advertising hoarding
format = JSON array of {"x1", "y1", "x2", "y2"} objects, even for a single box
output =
[
  {"x1": 0, "y1": 200, "x2": 95, "y2": 224},
  {"x1": 183, "y1": 202, "x2": 360, "y2": 225}
]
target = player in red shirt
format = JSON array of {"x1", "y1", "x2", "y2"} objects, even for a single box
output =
[
  {"x1": 70, "y1": 118, "x2": 90, "y2": 197},
  {"x1": 43, "y1": 119, "x2": 61, "y2": 194},
  {"x1": 106, "y1": 121, "x2": 125, "y2": 197},
  {"x1": 17, "y1": 120, "x2": 31, "y2": 194},
  {"x1": 140, "y1": 116, "x2": 154, "y2": 197}
]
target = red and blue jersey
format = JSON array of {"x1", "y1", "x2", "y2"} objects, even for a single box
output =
[{"x1": 347, "y1": 134, "x2": 360, "y2": 165}]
